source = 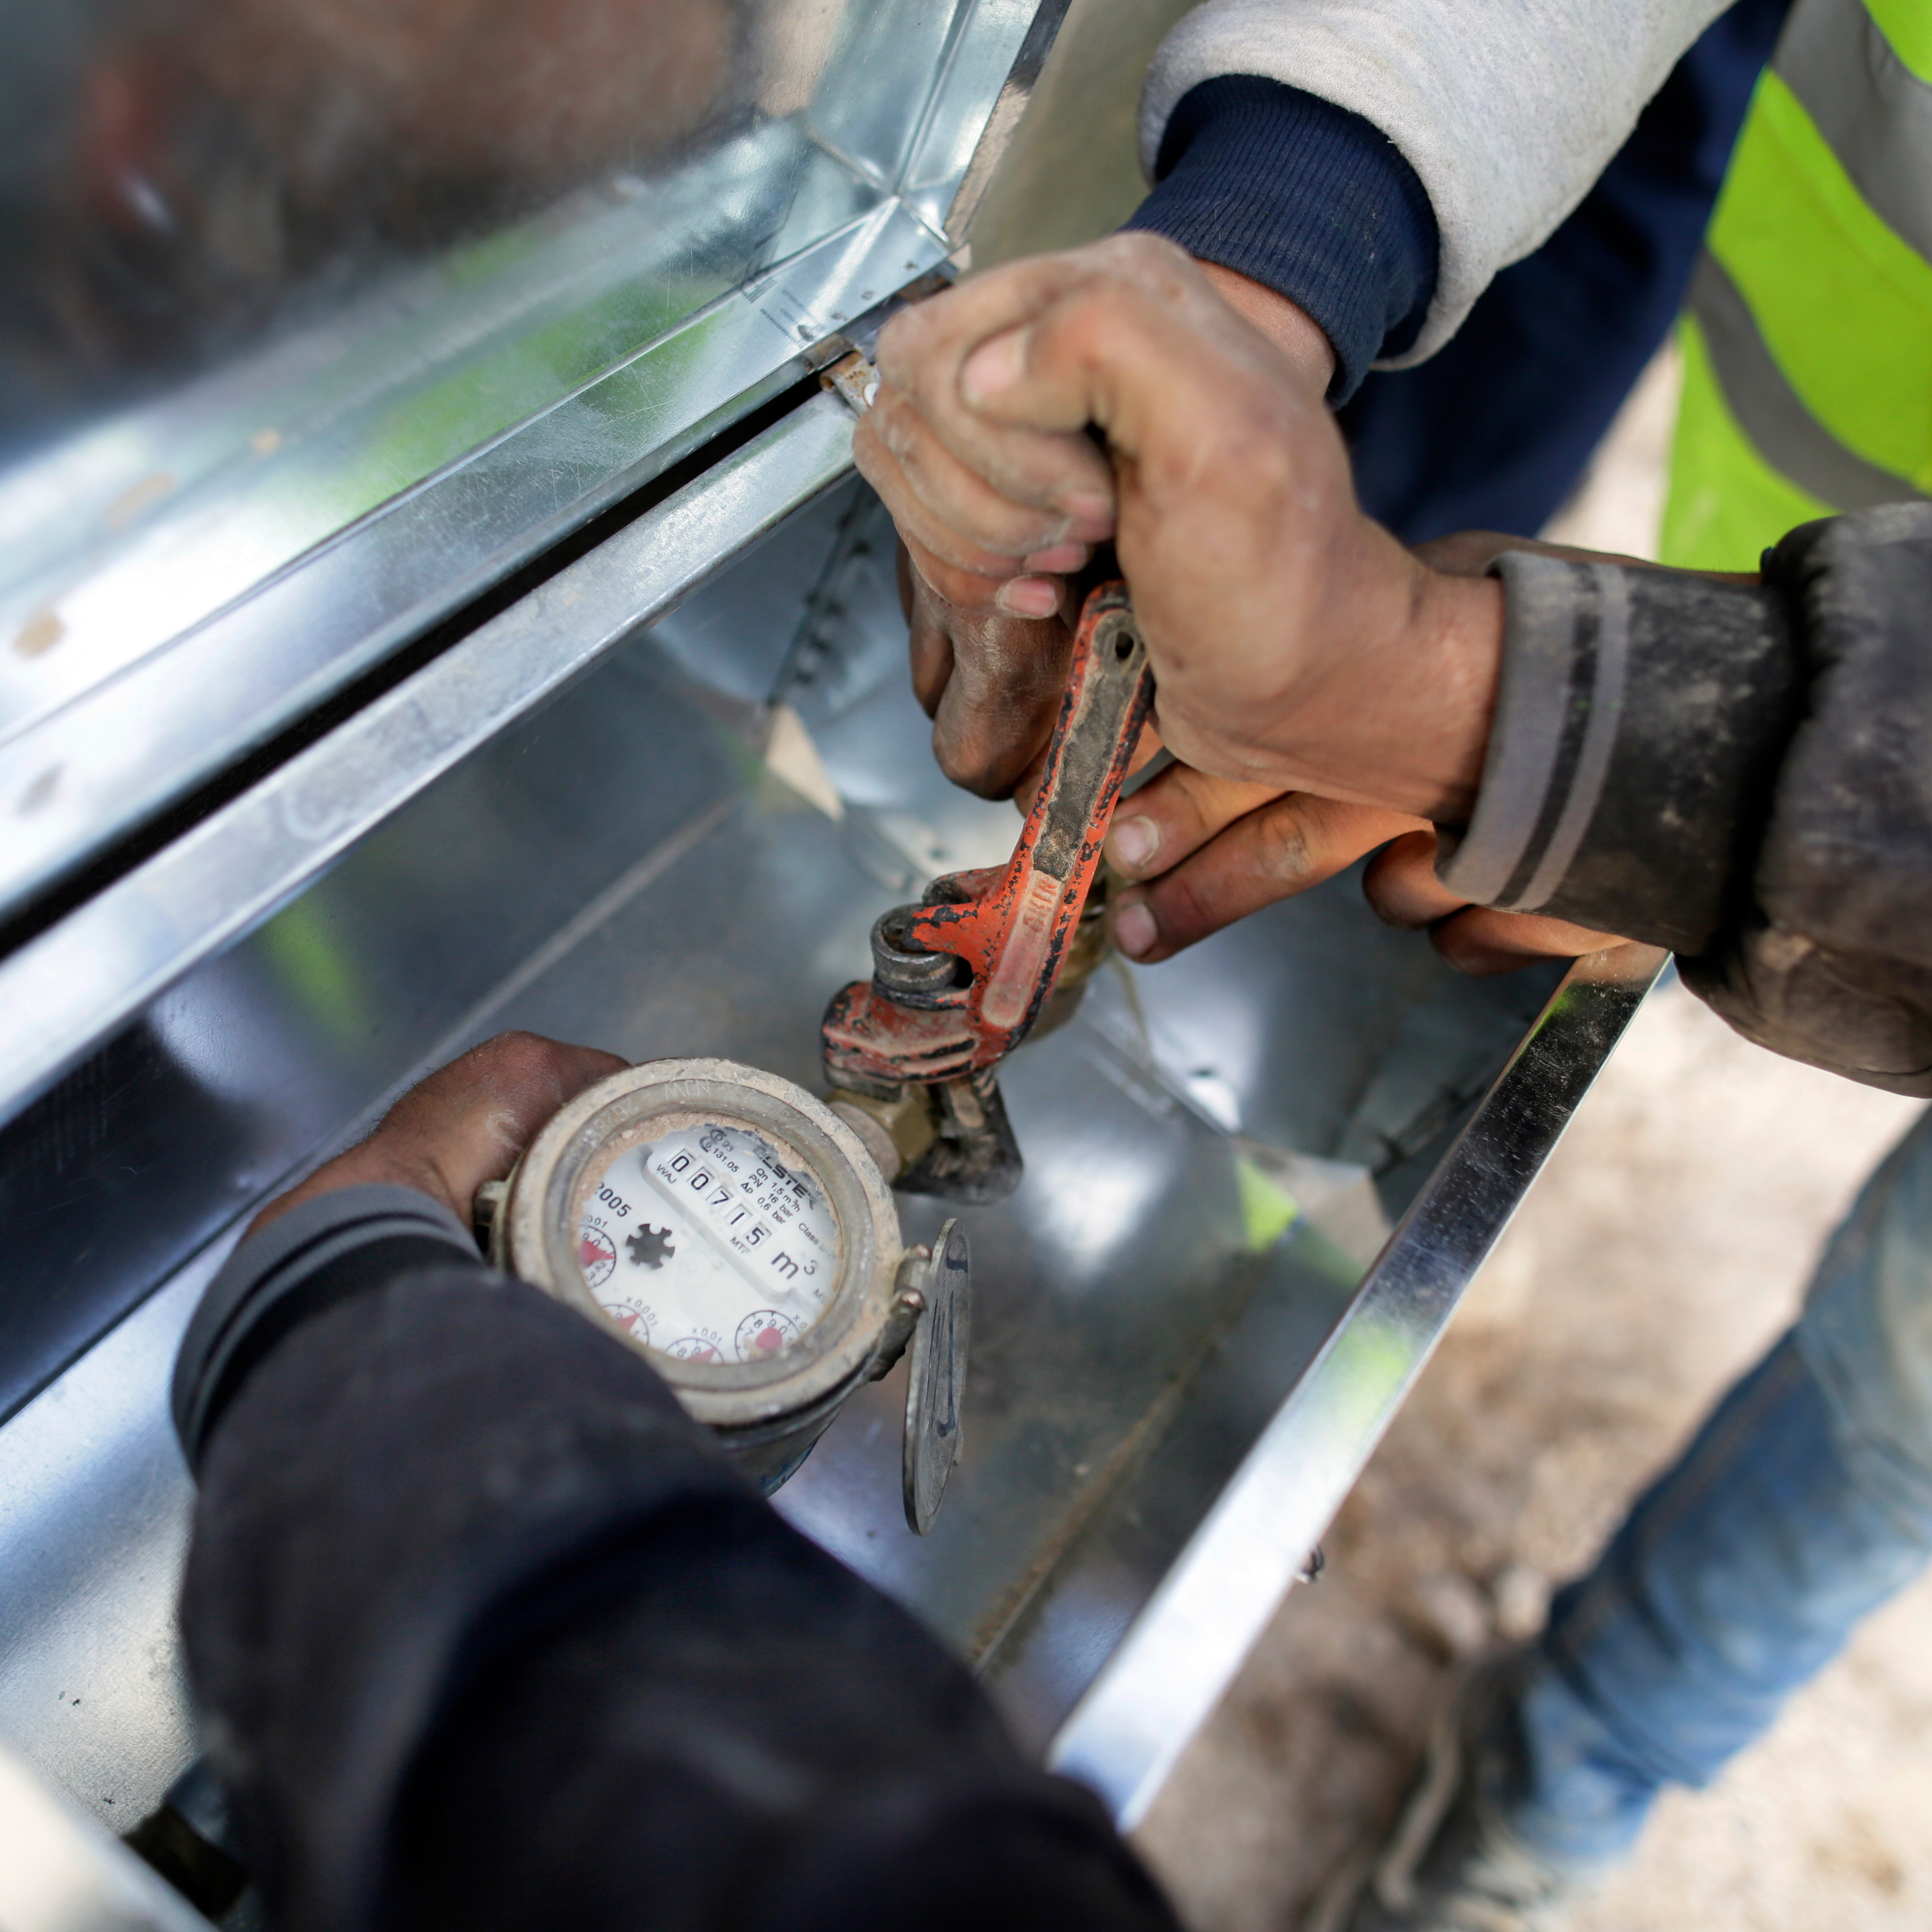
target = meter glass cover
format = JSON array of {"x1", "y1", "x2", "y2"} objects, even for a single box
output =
[{"x1": 571, "y1": 1114, "x2": 843, "y2": 1367}]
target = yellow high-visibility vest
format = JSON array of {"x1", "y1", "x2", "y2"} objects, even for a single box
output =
[{"x1": 1661, "y1": 0, "x2": 1932, "y2": 570}]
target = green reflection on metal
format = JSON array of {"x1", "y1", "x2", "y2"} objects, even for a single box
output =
[
  {"x1": 1236, "y1": 1153, "x2": 1299, "y2": 1254},
  {"x1": 260, "y1": 898, "x2": 368, "y2": 1049},
  {"x1": 360, "y1": 271, "x2": 736, "y2": 493},
  {"x1": 1316, "y1": 1310, "x2": 1421, "y2": 1437}
]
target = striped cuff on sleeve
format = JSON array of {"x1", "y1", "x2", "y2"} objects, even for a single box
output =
[{"x1": 1438, "y1": 551, "x2": 1799, "y2": 956}]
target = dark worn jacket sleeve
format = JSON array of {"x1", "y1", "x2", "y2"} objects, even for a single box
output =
[
  {"x1": 1437, "y1": 503, "x2": 1932, "y2": 1093},
  {"x1": 178, "y1": 1191, "x2": 1177, "y2": 1932}
]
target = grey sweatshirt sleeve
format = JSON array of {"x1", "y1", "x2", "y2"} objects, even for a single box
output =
[
  {"x1": 1140, "y1": 0, "x2": 1732, "y2": 363},
  {"x1": 1438, "y1": 504, "x2": 1932, "y2": 1093}
]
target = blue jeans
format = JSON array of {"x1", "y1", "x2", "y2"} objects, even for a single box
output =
[{"x1": 1502, "y1": 1104, "x2": 1932, "y2": 1869}]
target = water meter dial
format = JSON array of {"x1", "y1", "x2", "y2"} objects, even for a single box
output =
[{"x1": 479, "y1": 1058, "x2": 969, "y2": 1528}]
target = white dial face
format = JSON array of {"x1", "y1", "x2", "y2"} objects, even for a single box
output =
[{"x1": 571, "y1": 1114, "x2": 843, "y2": 1368}]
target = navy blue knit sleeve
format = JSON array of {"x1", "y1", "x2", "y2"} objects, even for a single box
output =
[{"x1": 1124, "y1": 76, "x2": 1439, "y2": 404}]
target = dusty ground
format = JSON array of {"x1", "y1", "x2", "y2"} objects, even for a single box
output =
[
  {"x1": 1134, "y1": 357, "x2": 1932, "y2": 1930},
  {"x1": 1137, "y1": 980, "x2": 1930, "y2": 1930}
]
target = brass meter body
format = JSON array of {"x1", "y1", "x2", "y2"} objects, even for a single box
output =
[{"x1": 479, "y1": 1057, "x2": 969, "y2": 1530}]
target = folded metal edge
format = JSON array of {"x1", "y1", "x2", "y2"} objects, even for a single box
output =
[
  {"x1": 1046, "y1": 940, "x2": 1671, "y2": 1827},
  {"x1": 940, "y1": 0, "x2": 1078, "y2": 244},
  {"x1": 0, "y1": 389, "x2": 858, "y2": 1134},
  {"x1": 0, "y1": 202, "x2": 938, "y2": 926}
]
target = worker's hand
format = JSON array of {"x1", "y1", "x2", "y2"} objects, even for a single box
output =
[
  {"x1": 908, "y1": 527, "x2": 1619, "y2": 969},
  {"x1": 248, "y1": 1031, "x2": 626, "y2": 1237},
  {"x1": 1360, "y1": 831, "x2": 1623, "y2": 973},
  {"x1": 876, "y1": 247, "x2": 1338, "y2": 808},
  {"x1": 902, "y1": 543, "x2": 1074, "y2": 799},
  {"x1": 1344, "y1": 529, "x2": 1624, "y2": 970},
  {"x1": 860, "y1": 247, "x2": 1335, "y2": 624},
  {"x1": 1096, "y1": 511, "x2": 1627, "y2": 970},
  {"x1": 1097, "y1": 535, "x2": 1625, "y2": 973},
  {"x1": 1104, "y1": 773, "x2": 1425, "y2": 962},
  {"x1": 877, "y1": 242, "x2": 1616, "y2": 970},
  {"x1": 1102, "y1": 772, "x2": 1618, "y2": 972},
  {"x1": 868, "y1": 232, "x2": 1500, "y2": 824}
]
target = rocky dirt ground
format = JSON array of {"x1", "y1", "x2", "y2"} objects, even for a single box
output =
[{"x1": 1132, "y1": 355, "x2": 1932, "y2": 1931}]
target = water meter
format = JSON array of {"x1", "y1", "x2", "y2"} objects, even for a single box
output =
[{"x1": 477, "y1": 1057, "x2": 969, "y2": 1530}]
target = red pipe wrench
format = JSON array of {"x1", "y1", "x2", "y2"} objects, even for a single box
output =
[{"x1": 822, "y1": 577, "x2": 1153, "y2": 1201}]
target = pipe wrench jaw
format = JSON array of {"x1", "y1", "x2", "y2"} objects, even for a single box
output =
[{"x1": 822, "y1": 581, "x2": 1153, "y2": 1203}]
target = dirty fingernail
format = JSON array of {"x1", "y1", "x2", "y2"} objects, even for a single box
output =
[
  {"x1": 1114, "y1": 896, "x2": 1157, "y2": 958},
  {"x1": 1107, "y1": 815, "x2": 1159, "y2": 873},
  {"x1": 996, "y1": 576, "x2": 1059, "y2": 618},
  {"x1": 1023, "y1": 541, "x2": 1088, "y2": 574},
  {"x1": 961, "y1": 330, "x2": 1026, "y2": 404}
]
